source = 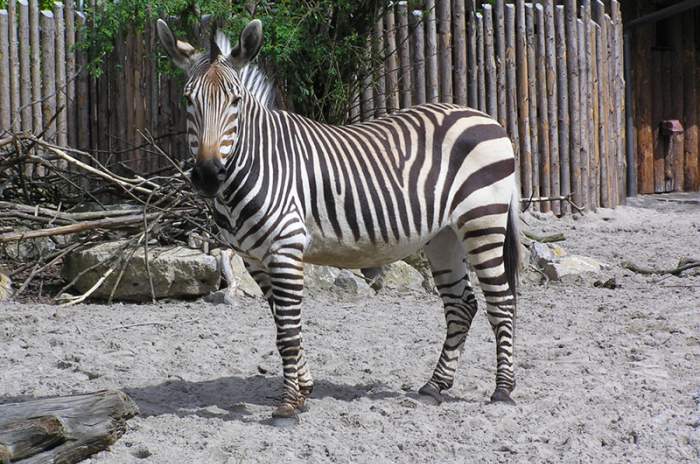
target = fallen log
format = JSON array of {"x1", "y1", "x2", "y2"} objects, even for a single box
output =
[
  {"x1": 523, "y1": 231, "x2": 566, "y2": 243},
  {"x1": 622, "y1": 258, "x2": 700, "y2": 276},
  {"x1": 0, "y1": 390, "x2": 138, "y2": 463}
]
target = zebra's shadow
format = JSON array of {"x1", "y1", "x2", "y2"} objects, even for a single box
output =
[{"x1": 123, "y1": 374, "x2": 403, "y2": 422}]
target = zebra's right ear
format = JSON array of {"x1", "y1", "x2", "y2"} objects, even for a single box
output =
[
  {"x1": 230, "y1": 19, "x2": 263, "y2": 69},
  {"x1": 157, "y1": 19, "x2": 196, "y2": 71}
]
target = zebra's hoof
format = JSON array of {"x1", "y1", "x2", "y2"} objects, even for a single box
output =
[
  {"x1": 272, "y1": 404, "x2": 299, "y2": 427},
  {"x1": 295, "y1": 396, "x2": 310, "y2": 413},
  {"x1": 300, "y1": 385, "x2": 314, "y2": 398},
  {"x1": 418, "y1": 383, "x2": 443, "y2": 405},
  {"x1": 490, "y1": 388, "x2": 516, "y2": 405}
]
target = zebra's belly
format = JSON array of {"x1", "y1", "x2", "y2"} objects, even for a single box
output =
[{"x1": 303, "y1": 234, "x2": 428, "y2": 268}]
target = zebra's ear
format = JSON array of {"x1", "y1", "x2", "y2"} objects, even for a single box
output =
[
  {"x1": 157, "y1": 19, "x2": 196, "y2": 71},
  {"x1": 230, "y1": 19, "x2": 263, "y2": 69}
]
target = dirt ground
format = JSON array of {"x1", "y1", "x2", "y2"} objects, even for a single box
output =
[{"x1": 1, "y1": 195, "x2": 699, "y2": 463}]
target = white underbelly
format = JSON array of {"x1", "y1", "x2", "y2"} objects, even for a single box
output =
[{"x1": 303, "y1": 233, "x2": 428, "y2": 268}]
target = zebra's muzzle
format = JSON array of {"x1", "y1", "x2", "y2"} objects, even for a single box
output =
[{"x1": 191, "y1": 158, "x2": 226, "y2": 198}]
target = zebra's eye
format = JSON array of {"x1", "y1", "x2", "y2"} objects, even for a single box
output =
[{"x1": 232, "y1": 95, "x2": 241, "y2": 105}]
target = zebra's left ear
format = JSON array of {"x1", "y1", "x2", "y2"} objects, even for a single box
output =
[{"x1": 230, "y1": 19, "x2": 263, "y2": 69}]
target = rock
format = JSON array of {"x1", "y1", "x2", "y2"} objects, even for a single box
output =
[
  {"x1": 529, "y1": 242, "x2": 554, "y2": 267},
  {"x1": 203, "y1": 289, "x2": 238, "y2": 305},
  {"x1": 333, "y1": 270, "x2": 374, "y2": 297},
  {"x1": 222, "y1": 253, "x2": 263, "y2": 298},
  {"x1": 594, "y1": 277, "x2": 619, "y2": 289},
  {"x1": 542, "y1": 255, "x2": 605, "y2": 282},
  {"x1": 0, "y1": 270, "x2": 12, "y2": 302},
  {"x1": 402, "y1": 252, "x2": 436, "y2": 293},
  {"x1": 1, "y1": 234, "x2": 55, "y2": 260},
  {"x1": 62, "y1": 241, "x2": 220, "y2": 301},
  {"x1": 304, "y1": 264, "x2": 341, "y2": 294},
  {"x1": 380, "y1": 261, "x2": 425, "y2": 293}
]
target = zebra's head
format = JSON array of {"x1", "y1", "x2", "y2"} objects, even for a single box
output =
[{"x1": 156, "y1": 19, "x2": 264, "y2": 198}]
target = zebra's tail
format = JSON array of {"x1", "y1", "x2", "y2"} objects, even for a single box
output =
[{"x1": 503, "y1": 186, "x2": 521, "y2": 303}]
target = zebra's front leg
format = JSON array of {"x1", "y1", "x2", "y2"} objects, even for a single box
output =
[
  {"x1": 419, "y1": 228, "x2": 477, "y2": 404},
  {"x1": 266, "y1": 250, "x2": 309, "y2": 420},
  {"x1": 243, "y1": 256, "x2": 313, "y2": 413}
]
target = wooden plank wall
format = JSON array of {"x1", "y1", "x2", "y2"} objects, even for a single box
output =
[
  {"x1": 0, "y1": 1, "x2": 643, "y2": 214},
  {"x1": 629, "y1": 3, "x2": 700, "y2": 194}
]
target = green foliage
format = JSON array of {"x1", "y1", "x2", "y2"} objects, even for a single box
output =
[{"x1": 77, "y1": 0, "x2": 386, "y2": 124}]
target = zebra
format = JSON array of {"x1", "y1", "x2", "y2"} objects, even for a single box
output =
[{"x1": 157, "y1": 19, "x2": 521, "y2": 422}]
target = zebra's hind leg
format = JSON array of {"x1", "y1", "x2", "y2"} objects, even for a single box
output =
[
  {"x1": 462, "y1": 218, "x2": 517, "y2": 404},
  {"x1": 243, "y1": 257, "x2": 313, "y2": 414},
  {"x1": 419, "y1": 228, "x2": 478, "y2": 404}
]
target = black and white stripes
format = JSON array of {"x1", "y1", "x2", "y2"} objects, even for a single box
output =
[{"x1": 157, "y1": 18, "x2": 522, "y2": 420}]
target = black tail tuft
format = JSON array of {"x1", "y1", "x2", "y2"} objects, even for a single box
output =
[{"x1": 503, "y1": 197, "x2": 520, "y2": 304}]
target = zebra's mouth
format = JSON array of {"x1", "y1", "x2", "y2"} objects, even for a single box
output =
[{"x1": 191, "y1": 158, "x2": 226, "y2": 198}]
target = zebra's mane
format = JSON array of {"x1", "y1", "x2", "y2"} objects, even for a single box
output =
[{"x1": 239, "y1": 64, "x2": 276, "y2": 109}]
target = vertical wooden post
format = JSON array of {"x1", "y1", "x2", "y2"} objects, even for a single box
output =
[
  {"x1": 494, "y1": 0, "x2": 507, "y2": 128},
  {"x1": 467, "y1": 0, "x2": 478, "y2": 107},
  {"x1": 29, "y1": 0, "x2": 41, "y2": 134},
  {"x1": 612, "y1": 0, "x2": 626, "y2": 201},
  {"x1": 515, "y1": 0, "x2": 531, "y2": 200},
  {"x1": 669, "y1": 14, "x2": 684, "y2": 192},
  {"x1": 425, "y1": 0, "x2": 438, "y2": 103},
  {"x1": 453, "y1": 0, "x2": 467, "y2": 106},
  {"x1": 397, "y1": 1, "x2": 412, "y2": 109},
  {"x1": 373, "y1": 14, "x2": 387, "y2": 117},
  {"x1": 76, "y1": 12, "x2": 90, "y2": 153},
  {"x1": 361, "y1": 37, "x2": 374, "y2": 120},
  {"x1": 54, "y1": 2, "x2": 67, "y2": 147},
  {"x1": 634, "y1": 18, "x2": 654, "y2": 194},
  {"x1": 555, "y1": 5, "x2": 570, "y2": 214},
  {"x1": 8, "y1": 0, "x2": 19, "y2": 132},
  {"x1": 593, "y1": 2, "x2": 610, "y2": 206},
  {"x1": 18, "y1": 0, "x2": 31, "y2": 133},
  {"x1": 526, "y1": 3, "x2": 539, "y2": 206},
  {"x1": 384, "y1": 5, "x2": 399, "y2": 113},
  {"x1": 0, "y1": 10, "x2": 10, "y2": 133},
  {"x1": 437, "y1": 0, "x2": 452, "y2": 103},
  {"x1": 65, "y1": 0, "x2": 76, "y2": 148},
  {"x1": 683, "y1": 14, "x2": 698, "y2": 191},
  {"x1": 544, "y1": 0, "x2": 560, "y2": 215},
  {"x1": 565, "y1": 0, "x2": 581, "y2": 209},
  {"x1": 583, "y1": 0, "x2": 596, "y2": 208},
  {"x1": 591, "y1": 23, "x2": 601, "y2": 207},
  {"x1": 483, "y1": 4, "x2": 497, "y2": 119},
  {"x1": 476, "y1": 12, "x2": 486, "y2": 112},
  {"x1": 578, "y1": 19, "x2": 589, "y2": 209},
  {"x1": 535, "y1": 4, "x2": 551, "y2": 213},
  {"x1": 411, "y1": 10, "x2": 426, "y2": 106},
  {"x1": 606, "y1": 14, "x2": 617, "y2": 203},
  {"x1": 505, "y1": 4, "x2": 520, "y2": 186},
  {"x1": 40, "y1": 10, "x2": 56, "y2": 143}
]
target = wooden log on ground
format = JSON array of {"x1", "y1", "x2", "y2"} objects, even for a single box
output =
[
  {"x1": 397, "y1": 1, "x2": 412, "y2": 109},
  {"x1": 526, "y1": 4, "x2": 539, "y2": 208},
  {"x1": 453, "y1": 0, "x2": 467, "y2": 106},
  {"x1": 410, "y1": 10, "x2": 426, "y2": 106},
  {"x1": 437, "y1": 0, "x2": 452, "y2": 103},
  {"x1": 544, "y1": 0, "x2": 560, "y2": 215},
  {"x1": 0, "y1": 390, "x2": 138, "y2": 463},
  {"x1": 467, "y1": 0, "x2": 477, "y2": 107},
  {"x1": 683, "y1": 14, "x2": 698, "y2": 191},
  {"x1": 0, "y1": 10, "x2": 11, "y2": 133},
  {"x1": 54, "y1": 2, "x2": 68, "y2": 148},
  {"x1": 505, "y1": 3, "x2": 520, "y2": 185},
  {"x1": 494, "y1": 0, "x2": 507, "y2": 127},
  {"x1": 425, "y1": 0, "x2": 438, "y2": 103},
  {"x1": 476, "y1": 12, "x2": 486, "y2": 112},
  {"x1": 373, "y1": 13, "x2": 387, "y2": 117},
  {"x1": 29, "y1": 0, "x2": 42, "y2": 134},
  {"x1": 515, "y1": 0, "x2": 532, "y2": 200},
  {"x1": 40, "y1": 10, "x2": 56, "y2": 143},
  {"x1": 483, "y1": 4, "x2": 497, "y2": 119},
  {"x1": 384, "y1": 5, "x2": 399, "y2": 113},
  {"x1": 555, "y1": 5, "x2": 570, "y2": 214},
  {"x1": 535, "y1": 4, "x2": 551, "y2": 213}
]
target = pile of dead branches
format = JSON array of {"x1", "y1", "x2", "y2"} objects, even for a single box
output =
[{"x1": 0, "y1": 132, "x2": 220, "y2": 302}]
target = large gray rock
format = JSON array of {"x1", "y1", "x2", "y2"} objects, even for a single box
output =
[
  {"x1": 381, "y1": 261, "x2": 425, "y2": 293},
  {"x1": 542, "y1": 255, "x2": 605, "y2": 282},
  {"x1": 62, "y1": 241, "x2": 220, "y2": 301}
]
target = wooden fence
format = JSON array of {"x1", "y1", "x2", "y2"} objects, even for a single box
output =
[{"x1": 0, "y1": 0, "x2": 626, "y2": 214}]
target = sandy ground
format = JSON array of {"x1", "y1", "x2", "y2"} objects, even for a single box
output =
[{"x1": 1, "y1": 195, "x2": 699, "y2": 463}]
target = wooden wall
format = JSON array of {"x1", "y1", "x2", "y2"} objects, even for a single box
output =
[{"x1": 626, "y1": 1, "x2": 700, "y2": 193}]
